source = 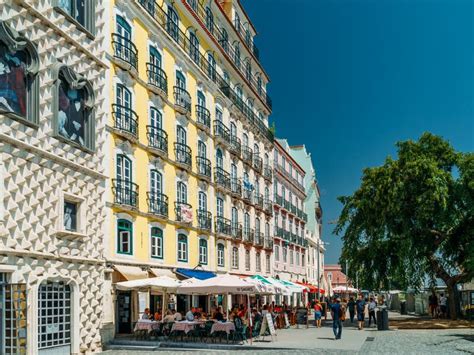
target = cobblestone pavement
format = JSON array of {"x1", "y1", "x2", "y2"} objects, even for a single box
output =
[{"x1": 101, "y1": 327, "x2": 474, "y2": 354}]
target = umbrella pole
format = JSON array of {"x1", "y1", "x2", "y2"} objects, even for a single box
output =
[
  {"x1": 226, "y1": 293, "x2": 229, "y2": 320},
  {"x1": 248, "y1": 294, "x2": 252, "y2": 345},
  {"x1": 162, "y1": 290, "x2": 166, "y2": 319}
]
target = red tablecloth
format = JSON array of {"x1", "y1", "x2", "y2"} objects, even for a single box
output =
[{"x1": 210, "y1": 322, "x2": 235, "y2": 335}]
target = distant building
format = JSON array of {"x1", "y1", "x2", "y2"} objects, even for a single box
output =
[{"x1": 324, "y1": 264, "x2": 351, "y2": 292}]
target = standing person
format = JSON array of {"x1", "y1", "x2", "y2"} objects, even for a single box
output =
[
  {"x1": 314, "y1": 300, "x2": 323, "y2": 328},
  {"x1": 428, "y1": 291, "x2": 438, "y2": 318},
  {"x1": 355, "y1": 294, "x2": 366, "y2": 330},
  {"x1": 347, "y1": 297, "x2": 356, "y2": 323},
  {"x1": 330, "y1": 297, "x2": 343, "y2": 340},
  {"x1": 439, "y1": 293, "x2": 447, "y2": 319},
  {"x1": 368, "y1": 297, "x2": 377, "y2": 327}
]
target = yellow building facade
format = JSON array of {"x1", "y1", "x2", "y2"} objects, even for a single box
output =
[{"x1": 103, "y1": 0, "x2": 274, "y2": 337}]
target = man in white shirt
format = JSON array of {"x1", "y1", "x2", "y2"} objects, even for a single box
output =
[
  {"x1": 439, "y1": 293, "x2": 447, "y2": 318},
  {"x1": 185, "y1": 309, "x2": 195, "y2": 321}
]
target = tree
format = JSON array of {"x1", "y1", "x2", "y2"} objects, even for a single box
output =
[{"x1": 335, "y1": 133, "x2": 474, "y2": 319}]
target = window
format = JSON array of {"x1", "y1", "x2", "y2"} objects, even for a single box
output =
[
  {"x1": 244, "y1": 212, "x2": 250, "y2": 237},
  {"x1": 216, "y1": 197, "x2": 224, "y2": 217},
  {"x1": 245, "y1": 62, "x2": 251, "y2": 81},
  {"x1": 55, "y1": 0, "x2": 95, "y2": 33},
  {"x1": 117, "y1": 219, "x2": 133, "y2": 254},
  {"x1": 187, "y1": 0, "x2": 197, "y2": 11},
  {"x1": 256, "y1": 252, "x2": 261, "y2": 272},
  {"x1": 177, "y1": 234, "x2": 187, "y2": 262},
  {"x1": 177, "y1": 181, "x2": 187, "y2": 203},
  {"x1": 302, "y1": 254, "x2": 305, "y2": 267},
  {"x1": 283, "y1": 246, "x2": 287, "y2": 263},
  {"x1": 166, "y1": 5, "x2": 179, "y2": 41},
  {"x1": 257, "y1": 76, "x2": 262, "y2": 95},
  {"x1": 0, "y1": 21, "x2": 40, "y2": 124},
  {"x1": 217, "y1": 243, "x2": 225, "y2": 267},
  {"x1": 151, "y1": 227, "x2": 163, "y2": 259},
  {"x1": 150, "y1": 169, "x2": 162, "y2": 195},
  {"x1": 199, "y1": 239, "x2": 207, "y2": 265},
  {"x1": 232, "y1": 247, "x2": 239, "y2": 269},
  {"x1": 198, "y1": 191, "x2": 207, "y2": 211},
  {"x1": 54, "y1": 65, "x2": 95, "y2": 150},
  {"x1": 215, "y1": 107, "x2": 223, "y2": 122},
  {"x1": 245, "y1": 249, "x2": 250, "y2": 271},
  {"x1": 221, "y1": 29, "x2": 229, "y2": 52},
  {"x1": 176, "y1": 70, "x2": 186, "y2": 89},
  {"x1": 266, "y1": 254, "x2": 271, "y2": 273},
  {"x1": 296, "y1": 251, "x2": 300, "y2": 266},
  {"x1": 189, "y1": 32, "x2": 199, "y2": 64},
  {"x1": 207, "y1": 53, "x2": 216, "y2": 79},
  {"x1": 205, "y1": 7, "x2": 214, "y2": 33},
  {"x1": 290, "y1": 249, "x2": 294, "y2": 265},
  {"x1": 274, "y1": 245, "x2": 279, "y2": 261},
  {"x1": 234, "y1": 45, "x2": 240, "y2": 68},
  {"x1": 63, "y1": 201, "x2": 78, "y2": 231}
]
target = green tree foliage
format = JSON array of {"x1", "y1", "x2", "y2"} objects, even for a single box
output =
[{"x1": 335, "y1": 133, "x2": 473, "y2": 319}]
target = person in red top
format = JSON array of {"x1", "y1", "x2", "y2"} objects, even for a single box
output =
[{"x1": 314, "y1": 300, "x2": 323, "y2": 328}]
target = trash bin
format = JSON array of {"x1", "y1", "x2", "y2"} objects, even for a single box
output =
[
  {"x1": 400, "y1": 301, "x2": 407, "y2": 315},
  {"x1": 377, "y1": 307, "x2": 389, "y2": 330}
]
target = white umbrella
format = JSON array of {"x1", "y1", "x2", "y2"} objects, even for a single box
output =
[
  {"x1": 333, "y1": 285, "x2": 358, "y2": 293},
  {"x1": 177, "y1": 274, "x2": 258, "y2": 295},
  {"x1": 244, "y1": 277, "x2": 276, "y2": 295}
]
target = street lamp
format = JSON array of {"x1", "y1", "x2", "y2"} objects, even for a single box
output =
[{"x1": 316, "y1": 239, "x2": 329, "y2": 300}]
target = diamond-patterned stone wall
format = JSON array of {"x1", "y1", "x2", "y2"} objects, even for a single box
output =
[{"x1": 1, "y1": 0, "x2": 107, "y2": 353}]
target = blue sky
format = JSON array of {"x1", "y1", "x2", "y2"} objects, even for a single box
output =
[{"x1": 242, "y1": 0, "x2": 474, "y2": 263}]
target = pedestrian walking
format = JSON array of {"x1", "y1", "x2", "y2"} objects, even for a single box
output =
[
  {"x1": 314, "y1": 300, "x2": 323, "y2": 328},
  {"x1": 330, "y1": 297, "x2": 343, "y2": 340},
  {"x1": 347, "y1": 296, "x2": 356, "y2": 323},
  {"x1": 439, "y1": 293, "x2": 447, "y2": 318},
  {"x1": 356, "y1": 294, "x2": 366, "y2": 330},
  {"x1": 368, "y1": 297, "x2": 377, "y2": 327},
  {"x1": 428, "y1": 291, "x2": 438, "y2": 318}
]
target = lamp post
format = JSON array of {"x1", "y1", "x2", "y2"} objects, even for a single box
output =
[{"x1": 316, "y1": 239, "x2": 329, "y2": 300}]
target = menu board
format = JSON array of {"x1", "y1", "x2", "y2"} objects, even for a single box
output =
[{"x1": 266, "y1": 313, "x2": 276, "y2": 335}]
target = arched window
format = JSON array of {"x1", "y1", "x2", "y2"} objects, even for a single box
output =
[
  {"x1": 177, "y1": 181, "x2": 187, "y2": 203},
  {"x1": 207, "y1": 53, "x2": 216, "y2": 80},
  {"x1": 232, "y1": 247, "x2": 239, "y2": 269},
  {"x1": 257, "y1": 76, "x2": 262, "y2": 95},
  {"x1": 217, "y1": 243, "x2": 225, "y2": 267},
  {"x1": 245, "y1": 249, "x2": 250, "y2": 270},
  {"x1": 176, "y1": 70, "x2": 186, "y2": 89},
  {"x1": 231, "y1": 206, "x2": 238, "y2": 226},
  {"x1": 223, "y1": 71, "x2": 230, "y2": 84},
  {"x1": 283, "y1": 246, "x2": 287, "y2": 263},
  {"x1": 215, "y1": 107, "x2": 223, "y2": 121},
  {"x1": 188, "y1": 0, "x2": 197, "y2": 11},
  {"x1": 150, "y1": 107, "x2": 162, "y2": 129},
  {"x1": 177, "y1": 234, "x2": 188, "y2": 261},
  {"x1": 274, "y1": 245, "x2": 279, "y2": 262},
  {"x1": 216, "y1": 196, "x2": 224, "y2": 219},
  {"x1": 255, "y1": 217, "x2": 260, "y2": 235},
  {"x1": 244, "y1": 212, "x2": 250, "y2": 238},
  {"x1": 166, "y1": 5, "x2": 180, "y2": 41},
  {"x1": 205, "y1": 7, "x2": 214, "y2": 34},
  {"x1": 198, "y1": 191, "x2": 207, "y2": 211},
  {"x1": 220, "y1": 28, "x2": 229, "y2": 52},
  {"x1": 151, "y1": 227, "x2": 163, "y2": 258},
  {"x1": 234, "y1": 44, "x2": 240, "y2": 68},
  {"x1": 199, "y1": 239, "x2": 207, "y2": 265},
  {"x1": 115, "y1": 155, "x2": 133, "y2": 206},
  {"x1": 242, "y1": 133, "x2": 248, "y2": 147},
  {"x1": 117, "y1": 219, "x2": 133, "y2": 254},
  {"x1": 256, "y1": 252, "x2": 261, "y2": 272},
  {"x1": 0, "y1": 21, "x2": 40, "y2": 124},
  {"x1": 230, "y1": 122, "x2": 237, "y2": 138},
  {"x1": 245, "y1": 61, "x2": 251, "y2": 81},
  {"x1": 189, "y1": 31, "x2": 199, "y2": 64},
  {"x1": 265, "y1": 186, "x2": 269, "y2": 201},
  {"x1": 150, "y1": 169, "x2": 162, "y2": 195},
  {"x1": 216, "y1": 148, "x2": 223, "y2": 169},
  {"x1": 115, "y1": 84, "x2": 135, "y2": 135},
  {"x1": 266, "y1": 254, "x2": 271, "y2": 273},
  {"x1": 54, "y1": 64, "x2": 94, "y2": 149},
  {"x1": 197, "y1": 90, "x2": 206, "y2": 109},
  {"x1": 253, "y1": 143, "x2": 259, "y2": 155},
  {"x1": 149, "y1": 46, "x2": 162, "y2": 68},
  {"x1": 235, "y1": 13, "x2": 241, "y2": 30}
]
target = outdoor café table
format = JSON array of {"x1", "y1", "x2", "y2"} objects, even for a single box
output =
[
  {"x1": 134, "y1": 320, "x2": 161, "y2": 333},
  {"x1": 210, "y1": 321, "x2": 235, "y2": 335},
  {"x1": 171, "y1": 320, "x2": 204, "y2": 334}
]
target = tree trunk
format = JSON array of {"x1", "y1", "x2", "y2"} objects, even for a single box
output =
[{"x1": 446, "y1": 282, "x2": 459, "y2": 320}]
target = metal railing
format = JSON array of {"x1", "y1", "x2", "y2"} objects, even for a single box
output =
[
  {"x1": 174, "y1": 201, "x2": 192, "y2": 223},
  {"x1": 253, "y1": 154, "x2": 263, "y2": 173},
  {"x1": 254, "y1": 232, "x2": 264, "y2": 247},
  {"x1": 230, "y1": 178, "x2": 242, "y2": 197},
  {"x1": 173, "y1": 86, "x2": 191, "y2": 113},
  {"x1": 263, "y1": 164, "x2": 272, "y2": 181},
  {"x1": 213, "y1": 120, "x2": 231, "y2": 145},
  {"x1": 242, "y1": 146, "x2": 253, "y2": 165},
  {"x1": 197, "y1": 209, "x2": 212, "y2": 230},
  {"x1": 146, "y1": 125, "x2": 168, "y2": 153},
  {"x1": 264, "y1": 237, "x2": 273, "y2": 250},
  {"x1": 174, "y1": 142, "x2": 192, "y2": 168},
  {"x1": 215, "y1": 216, "x2": 231, "y2": 235},
  {"x1": 112, "y1": 179, "x2": 138, "y2": 207},
  {"x1": 231, "y1": 222, "x2": 242, "y2": 240},
  {"x1": 112, "y1": 33, "x2": 138, "y2": 69},
  {"x1": 196, "y1": 156, "x2": 211, "y2": 179},
  {"x1": 274, "y1": 194, "x2": 283, "y2": 207},
  {"x1": 146, "y1": 62, "x2": 167, "y2": 93},
  {"x1": 243, "y1": 228, "x2": 254, "y2": 243},
  {"x1": 112, "y1": 104, "x2": 138, "y2": 137},
  {"x1": 254, "y1": 193, "x2": 264, "y2": 209},
  {"x1": 214, "y1": 167, "x2": 231, "y2": 190},
  {"x1": 242, "y1": 188, "x2": 253, "y2": 203},
  {"x1": 264, "y1": 198, "x2": 273, "y2": 215},
  {"x1": 147, "y1": 191, "x2": 168, "y2": 217},
  {"x1": 196, "y1": 105, "x2": 211, "y2": 129},
  {"x1": 229, "y1": 135, "x2": 241, "y2": 156}
]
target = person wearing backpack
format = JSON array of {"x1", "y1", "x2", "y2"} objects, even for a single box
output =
[
  {"x1": 330, "y1": 297, "x2": 343, "y2": 340},
  {"x1": 355, "y1": 294, "x2": 367, "y2": 330}
]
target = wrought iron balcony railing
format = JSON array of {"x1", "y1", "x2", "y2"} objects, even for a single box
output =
[
  {"x1": 146, "y1": 125, "x2": 168, "y2": 154},
  {"x1": 274, "y1": 194, "x2": 283, "y2": 207},
  {"x1": 264, "y1": 236, "x2": 273, "y2": 250},
  {"x1": 229, "y1": 135, "x2": 241, "y2": 157},
  {"x1": 195, "y1": 105, "x2": 211, "y2": 130},
  {"x1": 283, "y1": 199, "x2": 291, "y2": 211},
  {"x1": 112, "y1": 104, "x2": 138, "y2": 138},
  {"x1": 112, "y1": 179, "x2": 138, "y2": 208},
  {"x1": 146, "y1": 62, "x2": 167, "y2": 94},
  {"x1": 147, "y1": 191, "x2": 168, "y2": 218},
  {"x1": 264, "y1": 198, "x2": 273, "y2": 215},
  {"x1": 112, "y1": 33, "x2": 138, "y2": 69},
  {"x1": 230, "y1": 178, "x2": 242, "y2": 198},
  {"x1": 214, "y1": 167, "x2": 231, "y2": 191},
  {"x1": 174, "y1": 142, "x2": 192, "y2": 169},
  {"x1": 231, "y1": 222, "x2": 242, "y2": 240},
  {"x1": 197, "y1": 209, "x2": 212, "y2": 231},
  {"x1": 254, "y1": 232, "x2": 264, "y2": 247},
  {"x1": 196, "y1": 156, "x2": 211, "y2": 180},
  {"x1": 242, "y1": 188, "x2": 253, "y2": 204},
  {"x1": 253, "y1": 154, "x2": 263, "y2": 173},
  {"x1": 263, "y1": 164, "x2": 273, "y2": 181},
  {"x1": 174, "y1": 201, "x2": 192, "y2": 223},
  {"x1": 215, "y1": 216, "x2": 231, "y2": 236},
  {"x1": 242, "y1": 146, "x2": 253, "y2": 166},
  {"x1": 254, "y1": 193, "x2": 264, "y2": 210},
  {"x1": 213, "y1": 120, "x2": 231, "y2": 145},
  {"x1": 243, "y1": 228, "x2": 255, "y2": 244},
  {"x1": 173, "y1": 86, "x2": 191, "y2": 114}
]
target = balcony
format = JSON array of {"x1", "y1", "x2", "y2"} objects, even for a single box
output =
[
  {"x1": 215, "y1": 216, "x2": 232, "y2": 236},
  {"x1": 274, "y1": 194, "x2": 283, "y2": 207},
  {"x1": 231, "y1": 222, "x2": 242, "y2": 240},
  {"x1": 303, "y1": 212, "x2": 308, "y2": 222},
  {"x1": 263, "y1": 164, "x2": 273, "y2": 182},
  {"x1": 242, "y1": 146, "x2": 253, "y2": 166},
  {"x1": 263, "y1": 198, "x2": 273, "y2": 216},
  {"x1": 291, "y1": 204, "x2": 297, "y2": 215},
  {"x1": 254, "y1": 232, "x2": 264, "y2": 247},
  {"x1": 174, "y1": 201, "x2": 193, "y2": 224},
  {"x1": 233, "y1": 18, "x2": 260, "y2": 62},
  {"x1": 196, "y1": 156, "x2": 211, "y2": 181},
  {"x1": 264, "y1": 236, "x2": 273, "y2": 250},
  {"x1": 112, "y1": 179, "x2": 138, "y2": 208},
  {"x1": 196, "y1": 209, "x2": 212, "y2": 231},
  {"x1": 213, "y1": 120, "x2": 231, "y2": 146},
  {"x1": 291, "y1": 233, "x2": 298, "y2": 244},
  {"x1": 195, "y1": 105, "x2": 211, "y2": 132},
  {"x1": 253, "y1": 154, "x2": 263, "y2": 173},
  {"x1": 147, "y1": 192, "x2": 168, "y2": 218},
  {"x1": 174, "y1": 143, "x2": 192, "y2": 170},
  {"x1": 173, "y1": 86, "x2": 191, "y2": 115},
  {"x1": 229, "y1": 135, "x2": 241, "y2": 157},
  {"x1": 112, "y1": 33, "x2": 138, "y2": 71},
  {"x1": 283, "y1": 199, "x2": 291, "y2": 211},
  {"x1": 254, "y1": 193, "x2": 264, "y2": 211},
  {"x1": 243, "y1": 228, "x2": 255, "y2": 244},
  {"x1": 242, "y1": 188, "x2": 253, "y2": 204},
  {"x1": 230, "y1": 178, "x2": 242, "y2": 198},
  {"x1": 146, "y1": 125, "x2": 168, "y2": 156},
  {"x1": 275, "y1": 227, "x2": 284, "y2": 239},
  {"x1": 214, "y1": 167, "x2": 231, "y2": 191},
  {"x1": 112, "y1": 104, "x2": 138, "y2": 139},
  {"x1": 146, "y1": 62, "x2": 167, "y2": 96}
]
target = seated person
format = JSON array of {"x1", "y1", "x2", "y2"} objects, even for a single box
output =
[
  {"x1": 162, "y1": 310, "x2": 174, "y2": 323},
  {"x1": 252, "y1": 308, "x2": 262, "y2": 324},
  {"x1": 153, "y1": 311, "x2": 161, "y2": 321},
  {"x1": 213, "y1": 306, "x2": 224, "y2": 321},
  {"x1": 185, "y1": 309, "x2": 195, "y2": 321},
  {"x1": 142, "y1": 308, "x2": 151, "y2": 320},
  {"x1": 172, "y1": 309, "x2": 183, "y2": 321}
]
